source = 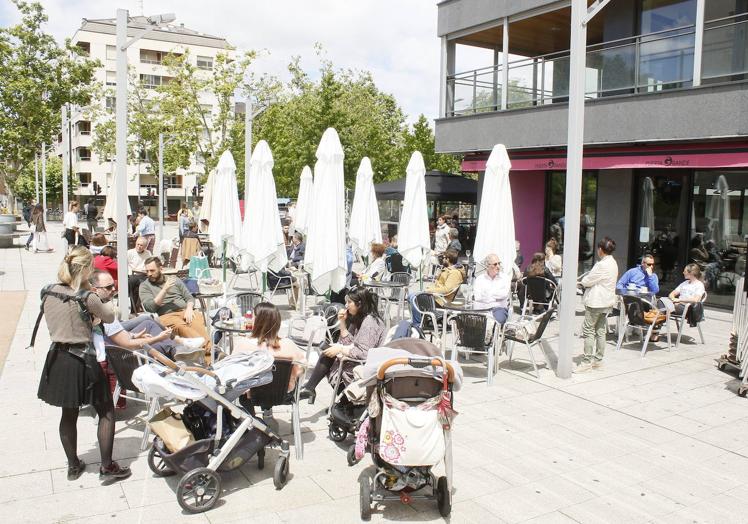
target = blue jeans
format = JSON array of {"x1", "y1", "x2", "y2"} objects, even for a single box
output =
[
  {"x1": 408, "y1": 292, "x2": 422, "y2": 325},
  {"x1": 491, "y1": 307, "x2": 509, "y2": 325}
]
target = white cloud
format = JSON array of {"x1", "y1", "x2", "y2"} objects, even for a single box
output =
[{"x1": 1, "y1": 0, "x2": 442, "y2": 124}]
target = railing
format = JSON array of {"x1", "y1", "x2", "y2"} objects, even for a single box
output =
[
  {"x1": 702, "y1": 13, "x2": 748, "y2": 81},
  {"x1": 445, "y1": 22, "x2": 730, "y2": 117}
]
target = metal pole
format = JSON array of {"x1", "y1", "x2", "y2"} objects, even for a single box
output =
[
  {"x1": 558, "y1": 0, "x2": 587, "y2": 379},
  {"x1": 158, "y1": 132, "x2": 164, "y2": 243},
  {"x1": 693, "y1": 0, "x2": 705, "y2": 87},
  {"x1": 501, "y1": 17, "x2": 509, "y2": 110},
  {"x1": 245, "y1": 96, "x2": 252, "y2": 202},
  {"x1": 115, "y1": 8, "x2": 130, "y2": 319},
  {"x1": 61, "y1": 105, "x2": 70, "y2": 215},
  {"x1": 41, "y1": 143, "x2": 47, "y2": 223},
  {"x1": 34, "y1": 153, "x2": 39, "y2": 203}
]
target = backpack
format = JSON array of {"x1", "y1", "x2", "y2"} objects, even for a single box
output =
[{"x1": 28, "y1": 284, "x2": 95, "y2": 348}]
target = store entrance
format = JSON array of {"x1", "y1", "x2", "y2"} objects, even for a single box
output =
[{"x1": 631, "y1": 170, "x2": 690, "y2": 297}]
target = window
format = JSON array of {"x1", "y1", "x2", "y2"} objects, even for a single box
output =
[
  {"x1": 106, "y1": 45, "x2": 116, "y2": 61},
  {"x1": 105, "y1": 71, "x2": 116, "y2": 86},
  {"x1": 640, "y1": 0, "x2": 696, "y2": 34},
  {"x1": 77, "y1": 148, "x2": 91, "y2": 161},
  {"x1": 197, "y1": 55, "x2": 213, "y2": 70},
  {"x1": 78, "y1": 172, "x2": 91, "y2": 186},
  {"x1": 140, "y1": 49, "x2": 162, "y2": 64},
  {"x1": 76, "y1": 121, "x2": 91, "y2": 136},
  {"x1": 76, "y1": 42, "x2": 90, "y2": 56},
  {"x1": 702, "y1": 1, "x2": 748, "y2": 82},
  {"x1": 140, "y1": 74, "x2": 163, "y2": 89},
  {"x1": 167, "y1": 175, "x2": 183, "y2": 188},
  {"x1": 105, "y1": 96, "x2": 116, "y2": 113},
  {"x1": 139, "y1": 149, "x2": 152, "y2": 162}
]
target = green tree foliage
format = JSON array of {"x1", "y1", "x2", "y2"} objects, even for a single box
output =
[
  {"x1": 11, "y1": 155, "x2": 74, "y2": 205},
  {"x1": 0, "y1": 1, "x2": 98, "y2": 205},
  {"x1": 400, "y1": 114, "x2": 461, "y2": 174}
]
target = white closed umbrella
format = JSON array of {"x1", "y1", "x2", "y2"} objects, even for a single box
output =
[
  {"x1": 349, "y1": 157, "x2": 382, "y2": 256},
  {"x1": 707, "y1": 174, "x2": 732, "y2": 249},
  {"x1": 102, "y1": 171, "x2": 132, "y2": 226},
  {"x1": 199, "y1": 169, "x2": 216, "y2": 232},
  {"x1": 640, "y1": 177, "x2": 655, "y2": 244},
  {"x1": 209, "y1": 150, "x2": 243, "y2": 261},
  {"x1": 474, "y1": 144, "x2": 515, "y2": 276},
  {"x1": 241, "y1": 140, "x2": 287, "y2": 272},
  {"x1": 294, "y1": 165, "x2": 314, "y2": 235},
  {"x1": 304, "y1": 128, "x2": 347, "y2": 293},
  {"x1": 397, "y1": 151, "x2": 430, "y2": 269}
]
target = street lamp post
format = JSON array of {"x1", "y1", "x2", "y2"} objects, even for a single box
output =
[
  {"x1": 41, "y1": 143, "x2": 47, "y2": 223},
  {"x1": 61, "y1": 105, "x2": 70, "y2": 215},
  {"x1": 115, "y1": 9, "x2": 176, "y2": 320},
  {"x1": 34, "y1": 153, "x2": 39, "y2": 204},
  {"x1": 158, "y1": 132, "x2": 177, "y2": 244}
]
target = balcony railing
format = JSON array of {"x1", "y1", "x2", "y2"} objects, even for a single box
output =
[{"x1": 445, "y1": 16, "x2": 747, "y2": 117}]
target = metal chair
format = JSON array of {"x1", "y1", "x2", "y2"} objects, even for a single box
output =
[
  {"x1": 266, "y1": 267, "x2": 295, "y2": 303},
  {"x1": 227, "y1": 253, "x2": 260, "y2": 291},
  {"x1": 518, "y1": 276, "x2": 558, "y2": 317},
  {"x1": 104, "y1": 345, "x2": 158, "y2": 451},
  {"x1": 660, "y1": 293, "x2": 707, "y2": 349},
  {"x1": 411, "y1": 292, "x2": 441, "y2": 342},
  {"x1": 615, "y1": 296, "x2": 669, "y2": 357},
  {"x1": 232, "y1": 291, "x2": 264, "y2": 316},
  {"x1": 449, "y1": 313, "x2": 497, "y2": 385},
  {"x1": 501, "y1": 306, "x2": 556, "y2": 378}
]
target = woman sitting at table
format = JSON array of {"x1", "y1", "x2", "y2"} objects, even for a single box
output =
[
  {"x1": 669, "y1": 263, "x2": 706, "y2": 319},
  {"x1": 352, "y1": 242, "x2": 386, "y2": 284},
  {"x1": 90, "y1": 233, "x2": 108, "y2": 255},
  {"x1": 518, "y1": 252, "x2": 557, "y2": 313},
  {"x1": 233, "y1": 302, "x2": 306, "y2": 393},
  {"x1": 299, "y1": 287, "x2": 385, "y2": 404}
]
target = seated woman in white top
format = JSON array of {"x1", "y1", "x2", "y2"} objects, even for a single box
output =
[
  {"x1": 545, "y1": 238, "x2": 562, "y2": 278},
  {"x1": 233, "y1": 302, "x2": 306, "y2": 392},
  {"x1": 668, "y1": 263, "x2": 706, "y2": 315},
  {"x1": 354, "y1": 242, "x2": 387, "y2": 282}
]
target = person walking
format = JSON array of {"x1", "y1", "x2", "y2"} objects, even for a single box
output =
[
  {"x1": 63, "y1": 201, "x2": 84, "y2": 252},
  {"x1": 576, "y1": 237, "x2": 618, "y2": 372},
  {"x1": 85, "y1": 198, "x2": 98, "y2": 233},
  {"x1": 30, "y1": 204, "x2": 52, "y2": 253},
  {"x1": 135, "y1": 208, "x2": 156, "y2": 252},
  {"x1": 35, "y1": 247, "x2": 131, "y2": 483}
]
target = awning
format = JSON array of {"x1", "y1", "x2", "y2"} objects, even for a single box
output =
[{"x1": 374, "y1": 170, "x2": 478, "y2": 203}]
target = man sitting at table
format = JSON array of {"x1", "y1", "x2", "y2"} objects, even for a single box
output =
[
  {"x1": 127, "y1": 237, "x2": 151, "y2": 311},
  {"x1": 616, "y1": 254, "x2": 659, "y2": 295},
  {"x1": 473, "y1": 253, "x2": 511, "y2": 324},
  {"x1": 408, "y1": 249, "x2": 465, "y2": 325},
  {"x1": 139, "y1": 257, "x2": 211, "y2": 352}
]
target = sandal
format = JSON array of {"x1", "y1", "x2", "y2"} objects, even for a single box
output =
[{"x1": 67, "y1": 459, "x2": 86, "y2": 481}]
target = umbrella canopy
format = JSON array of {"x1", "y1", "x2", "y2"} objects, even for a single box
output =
[
  {"x1": 294, "y1": 165, "x2": 314, "y2": 235},
  {"x1": 240, "y1": 140, "x2": 287, "y2": 272},
  {"x1": 209, "y1": 150, "x2": 243, "y2": 258},
  {"x1": 349, "y1": 157, "x2": 382, "y2": 255},
  {"x1": 199, "y1": 169, "x2": 216, "y2": 231},
  {"x1": 640, "y1": 177, "x2": 655, "y2": 244},
  {"x1": 707, "y1": 174, "x2": 732, "y2": 249},
  {"x1": 304, "y1": 128, "x2": 347, "y2": 293},
  {"x1": 473, "y1": 144, "x2": 515, "y2": 275},
  {"x1": 397, "y1": 152, "x2": 430, "y2": 268},
  {"x1": 374, "y1": 171, "x2": 478, "y2": 203},
  {"x1": 102, "y1": 171, "x2": 132, "y2": 224}
]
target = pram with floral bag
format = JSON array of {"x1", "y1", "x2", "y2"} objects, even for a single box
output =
[{"x1": 354, "y1": 355, "x2": 459, "y2": 520}]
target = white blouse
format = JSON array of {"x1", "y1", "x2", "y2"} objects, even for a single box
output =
[
  {"x1": 63, "y1": 211, "x2": 78, "y2": 230},
  {"x1": 674, "y1": 279, "x2": 705, "y2": 301}
]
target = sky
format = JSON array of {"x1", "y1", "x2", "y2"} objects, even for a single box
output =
[{"x1": 0, "y1": 0, "x2": 458, "y2": 124}]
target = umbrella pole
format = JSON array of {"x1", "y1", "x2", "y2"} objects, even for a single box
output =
[
  {"x1": 419, "y1": 257, "x2": 424, "y2": 291},
  {"x1": 222, "y1": 239, "x2": 227, "y2": 283},
  {"x1": 262, "y1": 271, "x2": 267, "y2": 296}
]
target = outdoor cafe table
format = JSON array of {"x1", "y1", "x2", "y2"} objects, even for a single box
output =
[
  {"x1": 211, "y1": 319, "x2": 253, "y2": 361},
  {"x1": 363, "y1": 280, "x2": 409, "y2": 332},
  {"x1": 193, "y1": 291, "x2": 224, "y2": 332},
  {"x1": 614, "y1": 287, "x2": 658, "y2": 335},
  {"x1": 438, "y1": 300, "x2": 496, "y2": 357}
]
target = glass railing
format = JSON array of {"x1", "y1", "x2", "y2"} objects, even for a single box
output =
[
  {"x1": 446, "y1": 25, "x2": 698, "y2": 116},
  {"x1": 702, "y1": 13, "x2": 748, "y2": 81}
]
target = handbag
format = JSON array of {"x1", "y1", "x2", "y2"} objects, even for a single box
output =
[
  {"x1": 643, "y1": 309, "x2": 666, "y2": 325},
  {"x1": 148, "y1": 407, "x2": 195, "y2": 453},
  {"x1": 378, "y1": 399, "x2": 445, "y2": 467},
  {"x1": 188, "y1": 254, "x2": 209, "y2": 279},
  {"x1": 195, "y1": 267, "x2": 222, "y2": 295}
]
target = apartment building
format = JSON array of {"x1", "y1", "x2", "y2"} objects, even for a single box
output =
[
  {"x1": 69, "y1": 16, "x2": 231, "y2": 216},
  {"x1": 435, "y1": 0, "x2": 748, "y2": 307}
]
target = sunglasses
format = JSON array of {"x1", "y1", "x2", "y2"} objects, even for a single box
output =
[
  {"x1": 488, "y1": 262, "x2": 500, "y2": 267},
  {"x1": 644, "y1": 262, "x2": 654, "y2": 267},
  {"x1": 95, "y1": 284, "x2": 115, "y2": 291}
]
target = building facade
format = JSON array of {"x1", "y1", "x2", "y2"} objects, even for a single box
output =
[
  {"x1": 69, "y1": 16, "x2": 232, "y2": 217},
  {"x1": 435, "y1": 0, "x2": 748, "y2": 307}
]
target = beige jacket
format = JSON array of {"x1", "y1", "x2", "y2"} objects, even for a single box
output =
[{"x1": 581, "y1": 255, "x2": 618, "y2": 309}]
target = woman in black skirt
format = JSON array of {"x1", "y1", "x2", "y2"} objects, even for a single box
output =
[{"x1": 36, "y1": 246, "x2": 131, "y2": 483}]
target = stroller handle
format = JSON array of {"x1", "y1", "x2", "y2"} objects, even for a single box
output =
[
  {"x1": 147, "y1": 348, "x2": 218, "y2": 378},
  {"x1": 376, "y1": 357, "x2": 456, "y2": 383}
]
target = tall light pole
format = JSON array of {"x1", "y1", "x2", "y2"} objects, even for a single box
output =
[
  {"x1": 557, "y1": 0, "x2": 611, "y2": 378},
  {"x1": 34, "y1": 153, "x2": 39, "y2": 203},
  {"x1": 115, "y1": 9, "x2": 176, "y2": 320},
  {"x1": 244, "y1": 96, "x2": 253, "y2": 202},
  {"x1": 41, "y1": 143, "x2": 47, "y2": 223},
  {"x1": 158, "y1": 132, "x2": 177, "y2": 243},
  {"x1": 61, "y1": 105, "x2": 70, "y2": 214}
]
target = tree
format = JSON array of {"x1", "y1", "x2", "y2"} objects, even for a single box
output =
[
  {"x1": 10, "y1": 156, "x2": 74, "y2": 205},
  {"x1": 0, "y1": 1, "x2": 98, "y2": 208},
  {"x1": 399, "y1": 114, "x2": 462, "y2": 174}
]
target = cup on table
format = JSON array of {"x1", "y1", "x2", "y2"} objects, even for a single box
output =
[{"x1": 627, "y1": 283, "x2": 637, "y2": 290}]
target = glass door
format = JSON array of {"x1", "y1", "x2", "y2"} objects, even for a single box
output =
[{"x1": 632, "y1": 171, "x2": 690, "y2": 297}]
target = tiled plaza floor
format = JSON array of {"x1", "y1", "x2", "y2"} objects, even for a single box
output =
[{"x1": 0, "y1": 223, "x2": 746, "y2": 523}]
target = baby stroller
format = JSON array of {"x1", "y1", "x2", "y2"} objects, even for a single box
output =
[
  {"x1": 132, "y1": 348, "x2": 291, "y2": 513},
  {"x1": 352, "y1": 344, "x2": 460, "y2": 519}
]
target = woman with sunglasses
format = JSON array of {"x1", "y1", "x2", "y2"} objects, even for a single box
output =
[{"x1": 299, "y1": 287, "x2": 385, "y2": 404}]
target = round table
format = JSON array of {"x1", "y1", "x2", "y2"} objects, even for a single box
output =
[
  {"x1": 363, "y1": 280, "x2": 410, "y2": 331},
  {"x1": 194, "y1": 291, "x2": 224, "y2": 331},
  {"x1": 438, "y1": 301, "x2": 496, "y2": 356},
  {"x1": 211, "y1": 319, "x2": 253, "y2": 361}
]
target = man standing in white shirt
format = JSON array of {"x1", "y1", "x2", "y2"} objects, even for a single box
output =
[
  {"x1": 473, "y1": 253, "x2": 511, "y2": 324},
  {"x1": 127, "y1": 236, "x2": 151, "y2": 311},
  {"x1": 135, "y1": 208, "x2": 156, "y2": 252}
]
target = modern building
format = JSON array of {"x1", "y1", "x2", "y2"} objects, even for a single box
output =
[
  {"x1": 68, "y1": 16, "x2": 232, "y2": 216},
  {"x1": 435, "y1": 0, "x2": 748, "y2": 307}
]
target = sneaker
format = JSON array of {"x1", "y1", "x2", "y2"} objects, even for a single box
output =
[
  {"x1": 179, "y1": 337, "x2": 205, "y2": 349},
  {"x1": 99, "y1": 462, "x2": 132, "y2": 484},
  {"x1": 573, "y1": 362, "x2": 593, "y2": 374},
  {"x1": 67, "y1": 459, "x2": 86, "y2": 481},
  {"x1": 591, "y1": 360, "x2": 603, "y2": 369}
]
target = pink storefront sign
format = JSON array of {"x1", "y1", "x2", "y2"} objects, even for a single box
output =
[{"x1": 463, "y1": 150, "x2": 748, "y2": 172}]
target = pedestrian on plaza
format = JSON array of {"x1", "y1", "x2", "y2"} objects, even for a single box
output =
[
  {"x1": 35, "y1": 246, "x2": 131, "y2": 483},
  {"x1": 63, "y1": 201, "x2": 86, "y2": 251},
  {"x1": 447, "y1": 227, "x2": 462, "y2": 255},
  {"x1": 177, "y1": 203, "x2": 192, "y2": 241},
  {"x1": 576, "y1": 237, "x2": 619, "y2": 373},
  {"x1": 85, "y1": 198, "x2": 98, "y2": 233},
  {"x1": 135, "y1": 208, "x2": 156, "y2": 252},
  {"x1": 22, "y1": 201, "x2": 32, "y2": 227},
  {"x1": 30, "y1": 204, "x2": 52, "y2": 253}
]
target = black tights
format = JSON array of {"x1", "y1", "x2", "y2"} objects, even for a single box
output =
[
  {"x1": 59, "y1": 401, "x2": 116, "y2": 467},
  {"x1": 302, "y1": 354, "x2": 335, "y2": 392}
]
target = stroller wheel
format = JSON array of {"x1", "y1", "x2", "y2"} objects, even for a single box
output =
[
  {"x1": 273, "y1": 455, "x2": 289, "y2": 490},
  {"x1": 346, "y1": 444, "x2": 360, "y2": 466},
  {"x1": 328, "y1": 423, "x2": 347, "y2": 442},
  {"x1": 257, "y1": 449, "x2": 265, "y2": 470},
  {"x1": 436, "y1": 476, "x2": 451, "y2": 517},
  {"x1": 177, "y1": 467, "x2": 221, "y2": 513},
  {"x1": 147, "y1": 440, "x2": 175, "y2": 477},
  {"x1": 359, "y1": 476, "x2": 372, "y2": 521}
]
